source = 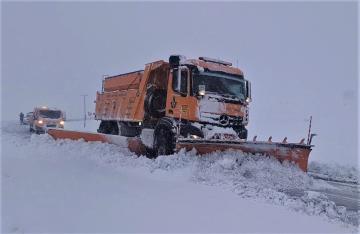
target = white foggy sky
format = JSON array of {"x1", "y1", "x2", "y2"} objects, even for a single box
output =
[{"x1": 1, "y1": 2, "x2": 358, "y2": 165}]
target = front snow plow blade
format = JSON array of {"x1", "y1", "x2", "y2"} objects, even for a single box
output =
[
  {"x1": 47, "y1": 129, "x2": 147, "y2": 155},
  {"x1": 176, "y1": 139, "x2": 312, "y2": 172}
]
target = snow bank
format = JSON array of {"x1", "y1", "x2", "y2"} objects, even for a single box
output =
[
  {"x1": 308, "y1": 161, "x2": 359, "y2": 184},
  {"x1": 186, "y1": 151, "x2": 358, "y2": 227},
  {"x1": 2, "y1": 121, "x2": 358, "y2": 232},
  {"x1": 25, "y1": 133, "x2": 358, "y2": 229}
]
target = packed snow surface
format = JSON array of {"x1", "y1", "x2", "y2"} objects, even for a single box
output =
[
  {"x1": 308, "y1": 161, "x2": 359, "y2": 184},
  {"x1": 1, "y1": 121, "x2": 358, "y2": 233}
]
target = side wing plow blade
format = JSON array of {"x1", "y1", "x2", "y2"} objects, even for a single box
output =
[{"x1": 176, "y1": 139, "x2": 312, "y2": 172}]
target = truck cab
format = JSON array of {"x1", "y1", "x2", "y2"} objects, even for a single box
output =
[
  {"x1": 29, "y1": 107, "x2": 65, "y2": 133},
  {"x1": 164, "y1": 55, "x2": 251, "y2": 140}
]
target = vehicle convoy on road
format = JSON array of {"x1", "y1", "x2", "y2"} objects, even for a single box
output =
[
  {"x1": 29, "y1": 107, "x2": 65, "y2": 133},
  {"x1": 48, "y1": 55, "x2": 315, "y2": 171}
]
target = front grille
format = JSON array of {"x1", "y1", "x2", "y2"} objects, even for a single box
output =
[
  {"x1": 200, "y1": 112, "x2": 243, "y2": 126},
  {"x1": 47, "y1": 124, "x2": 56, "y2": 128},
  {"x1": 228, "y1": 116, "x2": 243, "y2": 126}
]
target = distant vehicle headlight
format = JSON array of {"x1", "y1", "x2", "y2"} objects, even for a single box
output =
[
  {"x1": 60, "y1": 120, "x2": 65, "y2": 125},
  {"x1": 38, "y1": 120, "x2": 43, "y2": 124}
]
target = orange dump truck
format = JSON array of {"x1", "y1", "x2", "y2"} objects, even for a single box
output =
[{"x1": 95, "y1": 56, "x2": 253, "y2": 155}]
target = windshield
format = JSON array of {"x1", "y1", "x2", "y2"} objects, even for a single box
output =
[
  {"x1": 39, "y1": 110, "x2": 62, "y2": 119},
  {"x1": 193, "y1": 71, "x2": 246, "y2": 100}
]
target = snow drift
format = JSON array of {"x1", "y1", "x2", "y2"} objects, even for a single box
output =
[
  {"x1": 308, "y1": 161, "x2": 359, "y2": 184},
  {"x1": 1, "y1": 121, "x2": 358, "y2": 232},
  {"x1": 26, "y1": 133, "x2": 360, "y2": 229}
]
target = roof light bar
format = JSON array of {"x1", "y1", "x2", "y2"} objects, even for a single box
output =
[{"x1": 199, "y1": 57, "x2": 232, "y2": 66}]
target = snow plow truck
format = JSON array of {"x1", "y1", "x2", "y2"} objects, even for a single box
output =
[{"x1": 48, "y1": 55, "x2": 315, "y2": 171}]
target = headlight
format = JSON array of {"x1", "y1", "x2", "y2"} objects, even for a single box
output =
[
  {"x1": 246, "y1": 97, "x2": 252, "y2": 103},
  {"x1": 38, "y1": 120, "x2": 43, "y2": 124},
  {"x1": 60, "y1": 120, "x2": 65, "y2": 125},
  {"x1": 198, "y1": 90, "x2": 206, "y2": 96},
  {"x1": 190, "y1": 134, "x2": 200, "y2": 139}
]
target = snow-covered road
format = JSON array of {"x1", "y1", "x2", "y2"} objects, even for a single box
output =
[{"x1": 1, "y1": 121, "x2": 358, "y2": 233}]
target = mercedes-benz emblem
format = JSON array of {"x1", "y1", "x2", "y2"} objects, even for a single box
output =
[{"x1": 219, "y1": 115, "x2": 229, "y2": 126}]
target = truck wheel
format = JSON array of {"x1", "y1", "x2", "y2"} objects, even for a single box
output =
[
  {"x1": 29, "y1": 125, "x2": 34, "y2": 132},
  {"x1": 118, "y1": 122, "x2": 140, "y2": 137},
  {"x1": 154, "y1": 126, "x2": 175, "y2": 156},
  {"x1": 98, "y1": 121, "x2": 119, "y2": 135},
  {"x1": 97, "y1": 121, "x2": 107, "y2": 134},
  {"x1": 234, "y1": 127, "x2": 248, "y2": 140}
]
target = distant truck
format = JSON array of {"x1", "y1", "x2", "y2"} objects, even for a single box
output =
[
  {"x1": 29, "y1": 107, "x2": 65, "y2": 133},
  {"x1": 95, "y1": 55, "x2": 251, "y2": 155}
]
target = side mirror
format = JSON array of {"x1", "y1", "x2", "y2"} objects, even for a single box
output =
[
  {"x1": 172, "y1": 67, "x2": 188, "y2": 97},
  {"x1": 198, "y1": 85, "x2": 206, "y2": 96},
  {"x1": 246, "y1": 80, "x2": 252, "y2": 103},
  {"x1": 177, "y1": 68, "x2": 182, "y2": 92}
]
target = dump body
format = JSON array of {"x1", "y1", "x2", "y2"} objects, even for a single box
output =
[
  {"x1": 95, "y1": 61, "x2": 171, "y2": 123},
  {"x1": 95, "y1": 70, "x2": 144, "y2": 121}
]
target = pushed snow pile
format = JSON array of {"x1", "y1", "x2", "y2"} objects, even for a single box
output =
[
  {"x1": 308, "y1": 161, "x2": 359, "y2": 184},
  {"x1": 2, "y1": 122, "x2": 358, "y2": 231},
  {"x1": 203, "y1": 126, "x2": 239, "y2": 140},
  {"x1": 186, "y1": 151, "x2": 358, "y2": 227},
  {"x1": 25, "y1": 135, "x2": 359, "y2": 228}
]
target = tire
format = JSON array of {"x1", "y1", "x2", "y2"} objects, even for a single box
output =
[
  {"x1": 234, "y1": 126, "x2": 248, "y2": 140},
  {"x1": 144, "y1": 147, "x2": 156, "y2": 159},
  {"x1": 118, "y1": 122, "x2": 140, "y2": 137},
  {"x1": 97, "y1": 121, "x2": 118, "y2": 135},
  {"x1": 29, "y1": 124, "x2": 34, "y2": 132},
  {"x1": 98, "y1": 121, "x2": 140, "y2": 137},
  {"x1": 97, "y1": 121, "x2": 108, "y2": 134},
  {"x1": 154, "y1": 126, "x2": 175, "y2": 156}
]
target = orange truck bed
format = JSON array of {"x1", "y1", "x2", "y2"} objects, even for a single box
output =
[{"x1": 95, "y1": 61, "x2": 168, "y2": 122}]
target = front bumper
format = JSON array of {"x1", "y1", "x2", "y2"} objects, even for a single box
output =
[
  {"x1": 35, "y1": 124, "x2": 64, "y2": 132},
  {"x1": 200, "y1": 112, "x2": 247, "y2": 126}
]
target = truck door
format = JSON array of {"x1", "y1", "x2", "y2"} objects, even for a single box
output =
[{"x1": 166, "y1": 67, "x2": 192, "y2": 120}]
